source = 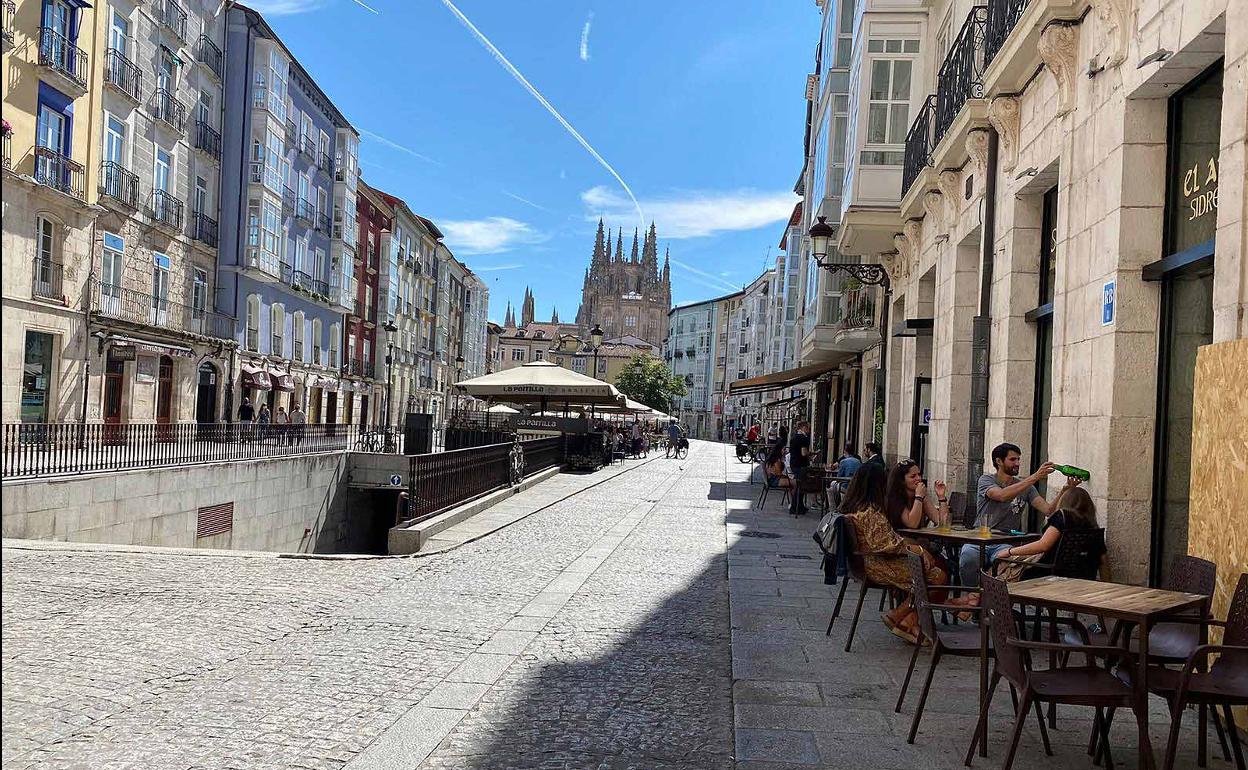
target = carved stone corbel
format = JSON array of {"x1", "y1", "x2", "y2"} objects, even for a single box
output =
[
  {"x1": 902, "y1": 219, "x2": 923, "y2": 276},
  {"x1": 986, "y1": 97, "x2": 1021, "y2": 173},
  {"x1": 880, "y1": 250, "x2": 902, "y2": 283},
  {"x1": 892, "y1": 235, "x2": 912, "y2": 282},
  {"x1": 1092, "y1": 0, "x2": 1130, "y2": 68},
  {"x1": 1038, "y1": 22, "x2": 1081, "y2": 116},
  {"x1": 965, "y1": 128, "x2": 991, "y2": 183},
  {"x1": 923, "y1": 190, "x2": 946, "y2": 234},
  {"x1": 937, "y1": 170, "x2": 963, "y2": 225}
]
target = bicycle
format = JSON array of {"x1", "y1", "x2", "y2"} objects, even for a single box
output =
[
  {"x1": 354, "y1": 429, "x2": 385, "y2": 453},
  {"x1": 665, "y1": 435, "x2": 689, "y2": 459}
]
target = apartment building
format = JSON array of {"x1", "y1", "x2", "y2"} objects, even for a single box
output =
[
  {"x1": 889, "y1": 0, "x2": 1247, "y2": 584},
  {"x1": 215, "y1": 3, "x2": 357, "y2": 426},
  {"x1": 462, "y1": 272, "x2": 488, "y2": 380},
  {"x1": 1, "y1": 0, "x2": 103, "y2": 424},
  {"x1": 349, "y1": 181, "x2": 388, "y2": 423},
  {"x1": 80, "y1": 0, "x2": 234, "y2": 428},
  {"x1": 665, "y1": 296, "x2": 725, "y2": 439}
]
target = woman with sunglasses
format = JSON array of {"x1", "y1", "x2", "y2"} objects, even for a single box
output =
[{"x1": 840, "y1": 463, "x2": 952, "y2": 644}]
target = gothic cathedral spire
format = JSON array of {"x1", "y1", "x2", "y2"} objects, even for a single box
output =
[
  {"x1": 521, "y1": 287, "x2": 535, "y2": 327},
  {"x1": 504, "y1": 301, "x2": 515, "y2": 328},
  {"x1": 591, "y1": 218, "x2": 607, "y2": 272},
  {"x1": 630, "y1": 228, "x2": 640, "y2": 263}
]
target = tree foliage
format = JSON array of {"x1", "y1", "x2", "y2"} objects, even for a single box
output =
[{"x1": 613, "y1": 355, "x2": 687, "y2": 414}]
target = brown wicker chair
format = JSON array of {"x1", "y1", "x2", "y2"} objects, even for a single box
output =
[{"x1": 967, "y1": 573, "x2": 1145, "y2": 770}]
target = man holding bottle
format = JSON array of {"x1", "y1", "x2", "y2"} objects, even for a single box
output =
[{"x1": 959, "y1": 442, "x2": 1081, "y2": 587}]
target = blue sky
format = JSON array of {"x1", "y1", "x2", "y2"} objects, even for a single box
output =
[{"x1": 251, "y1": 0, "x2": 815, "y2": 322}]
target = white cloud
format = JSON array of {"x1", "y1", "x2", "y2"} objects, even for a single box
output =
[
  {"x1": 581, "y1": 186, "x2": 798, "y2": 239},
  {"x1": 579, "y1": 12, "x2": 593, "y2": 61},
  {"x1": 244, "y1": 0, "x2": 326, "y2": 15},
  {"x1": 440, "y1": 217, "x2": 546, "y2": 255}
]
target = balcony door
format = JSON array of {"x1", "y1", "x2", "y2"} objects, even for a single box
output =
[
  {"x1": 157, "y1": 49, "x2": 175, "y2": 93},
  {"x1": 150, "y1": 253, "x2": 170, "y2": 327},
  {"x1": 100, "y1": 233, "x2": 124, "y2": 316},
  {"x1": 108, "y1": 10, "x2": 128, "y2": 55},
  {"x1": 103, "y1": 115, "x2": 126, "y2": 198},
  {"x1": 156, "y1": 356, "x2": 174, "y2": 438},
  {"x1": 35, "y1": 105, "x2": 67, "y2": 187},
  {"x1": 43, "y1": 0, "x2": 71, "y2": 67}
]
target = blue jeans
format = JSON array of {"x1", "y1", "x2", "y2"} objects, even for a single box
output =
[{"x1": 960, "y1": 543, "x2": 1010, "y2": 587}]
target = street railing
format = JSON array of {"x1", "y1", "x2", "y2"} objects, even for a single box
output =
[
  {"x1": 405, "y1": 435, "x2": 563, "y2": 521},
  {"x1": 2, "y1": 422, "x2": 359, "y2": 479}
]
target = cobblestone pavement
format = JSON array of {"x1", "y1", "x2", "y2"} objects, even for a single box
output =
[
  {"x1": 3, "y1": 442, "x2": 1219, "y2": 770},
  {"x1": 2, "y1": 442, "x2": 731, "y2": 770}
]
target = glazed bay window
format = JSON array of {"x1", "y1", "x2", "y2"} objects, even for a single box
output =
[
  {"x1": 267, "y1": 49, "x2": 286, "y2": 121},
  {"x1": 246, "y1": 198, "x2": 282, "y2": 276},
  {"x1": 862, "y1": 42, "x2": 918, "y2": 166}
]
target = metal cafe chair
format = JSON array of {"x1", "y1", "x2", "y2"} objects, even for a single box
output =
[{"x1": 825, "y1": 515, "x2": 894, "y2": 652}]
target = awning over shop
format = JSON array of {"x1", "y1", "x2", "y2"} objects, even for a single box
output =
[
  {"x1": 761, "y1": 393, "x2": 804, "y2": 410},
  {"x1": 267, "y1": 366, "x2": 295, "y2": 391},
  {"x1": 729, "y1": 361, "x2": 842, "y2": 396},
  {"x1": 241, "y1": 363, "x2": 272, "y2": 391},
  {"x1": 106, "y1": 334, "x2": 193, "y2": 359}
]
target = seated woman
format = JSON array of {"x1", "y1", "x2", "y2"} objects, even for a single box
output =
[
  {"x1": 992, "y1": 484, "x2": 1105, "y2": 581},
  {"x1": 884, "y1": 459, "x2": 951, "y2": 532},
  {"x1": 758, "y1": 426, "x2": 788, "y2": 486},
  {"x1": 840, "y1": 463, "x2": 950, "y2": 645}
]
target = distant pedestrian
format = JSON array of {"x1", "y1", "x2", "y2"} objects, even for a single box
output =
[
  {"x1": 257, "y1": 403, "x2": 271, "y2": 441},
  {"x1": 289, "y1": 404, "x2": 307, "y2": 445},
  {"x1": 630, "y1": 420, "x2": 643, "y2": 457},
  {"x1": 274, "y1": 405, "x2": 290, "y2": 444},
  {"x1": 788, "y1": 421, "x2": 812, "y2": 516},
  {"x1": 864, "y1": 442, "x2": 885, "y2": 467},
  {"x1": 238, "y1": 397, "x2": 255, "y2": 441}
]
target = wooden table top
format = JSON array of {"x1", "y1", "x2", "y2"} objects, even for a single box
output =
[
  {"x1": 897, "y1": 527, "x2": 1038, "y2": 546},
  {"x1": 1009, "y1": 576, "x2": 1207, "y2": 621}
]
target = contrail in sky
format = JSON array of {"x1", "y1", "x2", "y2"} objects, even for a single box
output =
[
  {"x1": 579, "y1": 12, "x2": 593, "y2": 61},
  {"x1": 351, "y1": 0, "x2": 379, "y2": 14},
  {"x1": 671, "y1": 257, "x2": 741, "y2": 293},
  {"x1": 439, "y1": 0, "x2": 644, "y2": 229}
]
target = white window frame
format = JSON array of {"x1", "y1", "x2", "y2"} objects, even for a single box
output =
[
  {"x1": 246, "y1": 294, "x2": 261, "y2": 351},
  {"x1": 271, "y1": 303, "x2": 285, "y2": 357}
]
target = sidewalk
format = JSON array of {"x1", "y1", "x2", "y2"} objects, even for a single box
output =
[{"x1": 721, "y1": 451, "x2": 1206, "y2": 770}]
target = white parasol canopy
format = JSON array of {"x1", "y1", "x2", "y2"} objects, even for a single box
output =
[
  {"x1": 455, "y1": 360, "x2": 626, "y2": 406},
  {"x1": 596, "y1": 397, "x2": 653, "y2": 414},
  {"x1": 486, "y1": 404, "x2": 520, "y2": 414}
]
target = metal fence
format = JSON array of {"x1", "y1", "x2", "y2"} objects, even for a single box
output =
[
  {"x1": 2, "y1": 422, "x2": 365, "y2": 479},
  {"x1": 406, "y1": 435, "x2": 564, "y2": 522}
]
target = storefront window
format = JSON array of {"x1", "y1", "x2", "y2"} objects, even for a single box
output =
[{"x1": 22, "y1": 331, "x2": 55, "y2": 424}]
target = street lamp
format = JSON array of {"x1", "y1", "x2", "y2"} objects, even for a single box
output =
[
  {"x1": 589, "y1": 323, "x2": 604, "y2": 379},
  {"x1": 383, "y1": 321, "x2": 398, "y2": 432},
  {"x1": 453, "y1": 354, "x2": 464, "y2": 416}
]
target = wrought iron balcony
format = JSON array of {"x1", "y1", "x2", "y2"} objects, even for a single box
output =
[
  {"x1": 2, "y1": 133, "x2": 9, "y2": 170},
  {"x1": 32, "y1": 257, "x2": 62, "y2": 300},
  {"x1": 300, "y1": 135, "x2": 316, "y2": 160},
  {"x1": 344, "y1": 358, "x2": 375, "y2": 378},
  {"x1": 104, "y1": 48, "x2": 142, "y2": 102},
  {"x1": 295, "y1": 198, "x2": 315, "y2": 224},
  {"x1": 985, "y1": 0, "x2": 1029, "y2": 69},
  {"x1": 292, "y1": 270, "x2": 328, "y2": 296},
  {"x1": 282, "y1": 185, "x2": 296, "y2": 214},
  {"x1": 92, "y1": 279, "x2": 234, "y2": 340},
  {"x1": 902, "y1": 95, "x2": 937, "y2": 196},
  {"x1": 315, "y1": 212, "x2": 331, "y2": 233},
  {"x1": 158, "y1": 0, "x2": 188, "y2": 43},
  {"x1": 285, "y1": 118, "x2": 298, "y2": 144},
  {"x1": 34, "y1": 146, "x2": 85, "y2": 200},
  {"x1": 38, "y1": 27, "x2": 88, "y2": 91},
  {"x1": 2, "y1": 0, "x2": 14, "y2": 51},
  {"x1": 196, "y1": 34, "x2": 222, "y2": 79},
  {"x1": 193, "y1": 120, "x2": 221, "y2": 160},
  {"x1": 151, "y1": 89, "x2": 187, "y2": 133},
  {"x1": 99, "y1": 161, "x2": 139, "y2": 208},
  {"x1": 934, "y1": 7, "x2": 988, "y2": 146},
  {"x1": 148, "y1": 189, "x2": 184, "y2": 232},
  {"x1": 191, "y1": 211, "x2": 218, "y2": 247},
  {"x1": 318, "y1": 150, "x2": 333, "y2": 174}
]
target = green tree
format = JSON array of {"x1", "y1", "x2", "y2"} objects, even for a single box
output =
[{"x1": 613, "y1": 355, "x2": 687, "y2": 413}]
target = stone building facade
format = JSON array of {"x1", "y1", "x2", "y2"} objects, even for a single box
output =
[
  {"x1": 884, "y1": 0, "x2": 1247, "y2": 584},
  {"x1": 574, "y1": 219, "x2": 672, "y2": 348}
]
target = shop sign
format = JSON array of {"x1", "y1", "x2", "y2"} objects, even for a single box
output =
[
  {"x1": 136, "y1": 355, "x2": 157, "y2": 383},
  {"x1": 1181, "y1": 156, "x2": 1218, "y2": 223},
  {"x1": 515, "y1": 416, "x2": 590, "y2": 434},
  {"x1": 109, "y1": 345, "x2": 137, "y2": 361}
]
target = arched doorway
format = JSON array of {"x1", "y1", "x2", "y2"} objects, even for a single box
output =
[
  {"x1": 195, "y1": 362, "x2": 218, "y2": 438},
  {"x1": 156, "y1": 355, "x2": 174, "y2": 441}
]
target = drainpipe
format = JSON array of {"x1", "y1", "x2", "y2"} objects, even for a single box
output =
[
  {"x1": 80, "y1": 218, "x2": 97, "y2": 435},
  {"x1": 966, "y1": 129, "x2": 999, "y2": 510}
]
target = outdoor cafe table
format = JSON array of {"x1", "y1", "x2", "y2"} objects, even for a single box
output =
[
  {"x1": 1008, "y1": 576, "x2": 1208, "y2": 770},
  {"x1": 897, "y1": 526, "x2": 1039, "y2": 758}
]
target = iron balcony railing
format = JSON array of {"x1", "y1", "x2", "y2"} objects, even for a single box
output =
[
  {"x1": 934, "y1": 7, "x2": 989, "y2": 147},
  {"x1": 837, "y1": 290, "x2": 877, "y2": 331},
  {"x1": 286, "y1": 118, "x2": 298, "y2": 143},
  {"x1": 292, "y1": 269, "x2": 328, "y2": 296},
  {"x1": 34, "y1": 146, "x2": 85, "y2": 200},
  {"x1": 196, "y1": 34, "x2": 222, "y2": 79},
  {"x1": 318, "y1": 150, "x2": 333, "y2": 174},
  {"x1": 193, "y1": 120, "x2": 221, "y2": 160},
  {"x1": 38, "y1": 27, "x2": 87, "y2": 89},
  {"x1": 151, "y1": 88, "x2": 187, "y2": 133},
  {"x1": 148, "y1": 189, "x2": 184, "y2": 231},
  {"x1": 300, "y1": 135, "x2": 316, "y2": 160},
  {"x1": 2, "y1": 133, "x2": 10, "y2": 170},
  {"x1": 985, "y1": 0, "x2": 1029, "y2": 69},
  {"x1": 158, "y1": 0, "x2": 188, "y2": 43},
  {"x1": 191, "y1": 211, "x2": 218, "y2": 247},
  {"x1": 1, "y1": 422, "x2": 366, "y2": 480},
  {"x1": 282, "y1": 185, "x2": 296, "y2": 214},
  {"x1": 902, "y1": 95, "x2": 938, "y2": 196},
  {"x1": 104, "y1": 48, "x2": 142, "y2": 101},
  {"x1": 344, "y1": 359, "x2": 375, "y2": 378},
  {"x1": 32, "y1": 257, "x2": 62, "y2": 300},
  {"x1": 315, "y1": 212, "x2": 331, "y2": 233},
  {"x1": 2, "y1": 0, "x2": 14, "y2": 49},
  {"x1": 295, "y1": 198, "x2": 315, "y2": 224},
  {"x1": 91, "y1": 278, "x2": 234, "y2": 340},
  {"x1": 99, "y1": 161, "x2": 139, "y2": 208}
]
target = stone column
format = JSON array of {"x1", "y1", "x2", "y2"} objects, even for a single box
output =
[{"x1": 928, "y1": 241, "x2": 980, "y2": 488}]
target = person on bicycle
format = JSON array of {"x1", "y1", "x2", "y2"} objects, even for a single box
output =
[
  {"x1": 745, "y1": 422, "x2": 761, "y2": 444},
  {"x1": 666, "y1": 419, "x2": 683, "y2": 457}
]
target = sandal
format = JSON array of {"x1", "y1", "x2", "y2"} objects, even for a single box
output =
[{"x1": 889, "y1": 620, "x2": 919, "y2": 646}]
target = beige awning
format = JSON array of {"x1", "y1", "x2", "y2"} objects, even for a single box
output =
[
  {"x1": 455, "y1": 361, "x2": 625, "y2": 406},
  {"x1": 729, "y1": 361, "x2": 841, "y2": 396}
]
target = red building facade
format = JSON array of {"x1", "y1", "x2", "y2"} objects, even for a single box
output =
[{"x1": 346, "y1": 183, "x2": 390, "y2": 424}]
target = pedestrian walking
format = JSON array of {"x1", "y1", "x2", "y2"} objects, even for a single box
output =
[
  {"x1": 289, "y1": 403, "x2": 307, "y2": 445},
  {"x1": 238, "y1": 397, "x2": 255, "y2": 442},
  {"x1": 274, "y1": 406, "x2": 290, "y2": 445},
  {"x1": 788, "y1": 421, "x2": 812, "y2": 516},
  {"x1": 257, "y1": 403, "x2": 271, "y2": 442}
]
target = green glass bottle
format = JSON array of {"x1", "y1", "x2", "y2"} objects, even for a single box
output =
[{"x1": 1053, "y1": 464, "x2": 1091, "y2": 482}]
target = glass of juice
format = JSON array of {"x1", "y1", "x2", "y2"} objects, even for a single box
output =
[{"x1": 976, "y1": 514, "x2": 991, "y2": 538}]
